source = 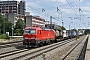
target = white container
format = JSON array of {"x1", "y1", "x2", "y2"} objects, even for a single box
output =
[{"x1": 63, "y1": 30, "x2": 67, "y2": 38}]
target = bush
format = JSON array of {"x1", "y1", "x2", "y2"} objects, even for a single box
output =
[
  {"x1": 13, "y1": 29, "x2": 23, "y2": 36},
  {"x1": 14, "y1": 33, "x2": 22, "y2": 36},
  {"x1": 5, "y1": 34, "x2": 10, "y2": 39},
  {"x1": 76, "y1": 36, "x2": 80, "y2": 40},
  {"x1": 0, "y1": 34, "x2": 10, "y2": 39}
]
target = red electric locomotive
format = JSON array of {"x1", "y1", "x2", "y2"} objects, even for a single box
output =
[{"x1": 23, "y1": 26, "x2": 55, "y2": 47}]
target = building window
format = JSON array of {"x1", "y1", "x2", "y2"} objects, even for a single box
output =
[
  {"x1": 9, "y1": 10, "x2": 12, "y2": 13},
  {"x1": 13, "y1": 11, "x2": 17, "y2": 13},
  {"x1": 6, "y1": 11, "x2": 8, "y2": 14},
  {"x1": 2, "y1": 6, "x2": 5, "y2": 10}
]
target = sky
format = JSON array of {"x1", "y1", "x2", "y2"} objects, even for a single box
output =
[{"x1": 2, "y1": 0, "x2": 90, "y2": 30}]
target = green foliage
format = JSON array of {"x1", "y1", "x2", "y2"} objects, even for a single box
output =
[
  {"x1": 0, "y1": 34, "x2": 10, "y2": 39},
  {"x1": 84, "y1": 29, "x2": 90, "y2": 35},
  {"x1": 76, "y1": 36, "x2": 80, "y2": 40},
  {"x1": 14, "y1": 19, "x2": 25, "y2": 36},
  {"x1": 76, "y1": 36, "x2": 80, "y2": 39},
  {"x1": 15, "y1": 19, "x2": 25, "y2": 29},
  {"x1": 6, "y1": 34, "x2": 10, "y2": 39},
  {"x1": 14, "y1": 33, "x2": 22, "y2": 36},
  {"x1": 0, "y1": 13, "x2": 5, "y2": 34},
  {"x1": 5, "y1": 18, "x2": 12, "y2": 35},
  {"x1": 14, "y1": 29, "x2": 23, "y2": 36},
  {"x1": 71, "y1": 29, "x2": 77, "y2": 32},
  {"x1": 60, "y1": 26, "x2": 66, "y2": 30},
  {"x1": 0, "y1": 13, "x2": 13, "y2": 35}
]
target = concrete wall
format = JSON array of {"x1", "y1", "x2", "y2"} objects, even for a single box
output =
[
  {"x1": 4, "y1": 13, "x2": 32, "y2": 27},
  {"x1": 5, "y1": 13, "x2": 16, "y2": 25},
  {"x1": 26, "y1": 15, "x2": 32, "y2": 26}
]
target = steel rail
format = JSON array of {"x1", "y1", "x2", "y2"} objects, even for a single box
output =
[{"x1": 10, "y1": 39, "x2": 74, "y2": 60}]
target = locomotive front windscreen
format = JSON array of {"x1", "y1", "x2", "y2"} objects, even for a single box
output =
[{"x1": 24, "y1": 29, "x2": 36, "y2": 34}]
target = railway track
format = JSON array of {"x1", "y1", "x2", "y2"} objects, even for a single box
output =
[
  {"x1": 0, "y1": 38, "x2": 75, "y2": 60},
  {"x1": 44, "y1": 35, "x2": 87, "y2": 60},
  {"x1": 0, "y1": 40, "x2": 24, "y2": 55},
  {"x1": 61, "y1": 35, "x2": 88, "y2": 60},
  {"x1": 0, "y1": 39, "x2": 22, "y2": 45},
  {"x1": 0, "y1": 40, "x2": 22, "y2": 48}
]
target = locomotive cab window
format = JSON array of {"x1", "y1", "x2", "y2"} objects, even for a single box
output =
[{"x1": 24, "y1": 29, "x2": 36, "y2": 34}]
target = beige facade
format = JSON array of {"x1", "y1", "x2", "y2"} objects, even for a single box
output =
[{"x1": 32, "y1": 16, "x2": 45, "y2": 27}]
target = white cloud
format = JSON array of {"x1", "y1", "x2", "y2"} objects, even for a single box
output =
[
  {"x1": 1, "y1": 0, "x2": 22, "y2": 2},
  {"x1": 83, "y1": 12, "x2": 90, "y2": 15},
  {"x1": 61, "y1": 8, "x2": 73, "y2": 14},
  {"x1": 53, "y1": 0, "x2": 67, "y2": 3},
  {"x1": 86, "y1": 2, "x2": 90, "y2": 5},
  {"x1": 14, "y1": 0, "x2": 21, "y2": 2},
  {"x1": 82, "y1": 7, "x2": 90, "y2": 11},
  {"x1": 26, "y1": 2, "x2": 42, "y2": 9}
]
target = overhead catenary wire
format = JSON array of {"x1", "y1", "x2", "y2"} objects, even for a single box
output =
[
  {"x1": 68, "y1": 0, "x2": 82, "y2": 21},
  {"x1": 36, "y1": 0, "x2": 79, "y2": 19},
  {"x1": 27, "y1": 6, "x2": 59, "y2": 22},
  {"x1": 27, "y1": 0, "x2": 85, "y2": 29},
  {"x1": 73, "y1": 0, "x2": 85, "y2": 28},
  {"x1": 66, "y1": 0, "x2": 85, "y2": 29},
  {"x1": 27, "y1": 0, "x2": 63, "y2": 21},
  {"x1": 65, "y1": 0, "x2": 79, "y2": 17},
  {"x1": 28, "y1": 0, "x2": 79, "y2": 17},
  {"x1": 32, "y1": 0, "x2": 79, "y2": 15}
]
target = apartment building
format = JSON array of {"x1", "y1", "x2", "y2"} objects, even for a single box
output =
[
  {"x1": 0, "y1": 0, "x2": 25, "y2": 15},
  {"x1": 0, "y1": 0, "x2": 45, "y2": 27}
]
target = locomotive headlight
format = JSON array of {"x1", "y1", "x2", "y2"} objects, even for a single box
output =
[
  {"x1": 31, "y1": 37, "x2": 37, "y2": 40},
  {"x1": 35, "y1": 37, "x2": 37, "y2": 40},
  {"x1": 24, "y1": 37, "x2": 28, "y2": 39}
]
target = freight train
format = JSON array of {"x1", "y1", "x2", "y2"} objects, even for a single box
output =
[{"x1": 23, "y1": 26, "x2": 84, "y2": 47}]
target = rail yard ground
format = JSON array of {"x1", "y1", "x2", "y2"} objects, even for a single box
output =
[
  {"x1": 0, "y1": 36, "x2": 23, "y2": 43},
  {"x1": 0, "y1": 35, "x2": 89, "y2": 60}
]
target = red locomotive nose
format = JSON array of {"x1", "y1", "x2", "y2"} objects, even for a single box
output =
[{"x1": 23, "y1": 34, "x2": 36, "y2": 40}]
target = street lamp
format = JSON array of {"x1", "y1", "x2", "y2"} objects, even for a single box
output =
[
  {"x1": 50, "y1": 16, "x2": 52, "y2": 29},
  {"x1": 87, "y1": 17, "x2": 90, "y2": 18},
  {"x1": 62, "y1": 20, "x2": 64, "y2": 27},
  {"x1": 68, "y1": 17, "x2": 73, "y2": 30},
  {"x1": 57, "y1": 7, "x2": 63, "y2": 27},
  {"x1": 87, "y1": 17, "x2": 90, "y2": 29},
  {"x1": 12, "y1": 25, "x2": 14, "y2": 36}
]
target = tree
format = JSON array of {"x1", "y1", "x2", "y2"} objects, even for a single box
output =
[
  {"x1": 0, "y1": 13, "x2": 12, "y2": 35},
  {"x1": 0, "y1": 13, "x2": 5, "y2": 34},
  {"x1": 14, "y1": 19, "x2": 25, "y2": 36},
  {"x1": 84, "y1": 29, "x2": 90, "y2": 35},
  {"x1": 60, "y1": 26, "x2": 66, "y2": 30},
  {"x1": 71, "y1": 29, "x2": 77, "y2": 32},
  {"x1": 5, "y1": 18, "x2": 12, "y2": 35},
  {"x1": 15, "y1": 19, "x2": 25, "y2": 29}
]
